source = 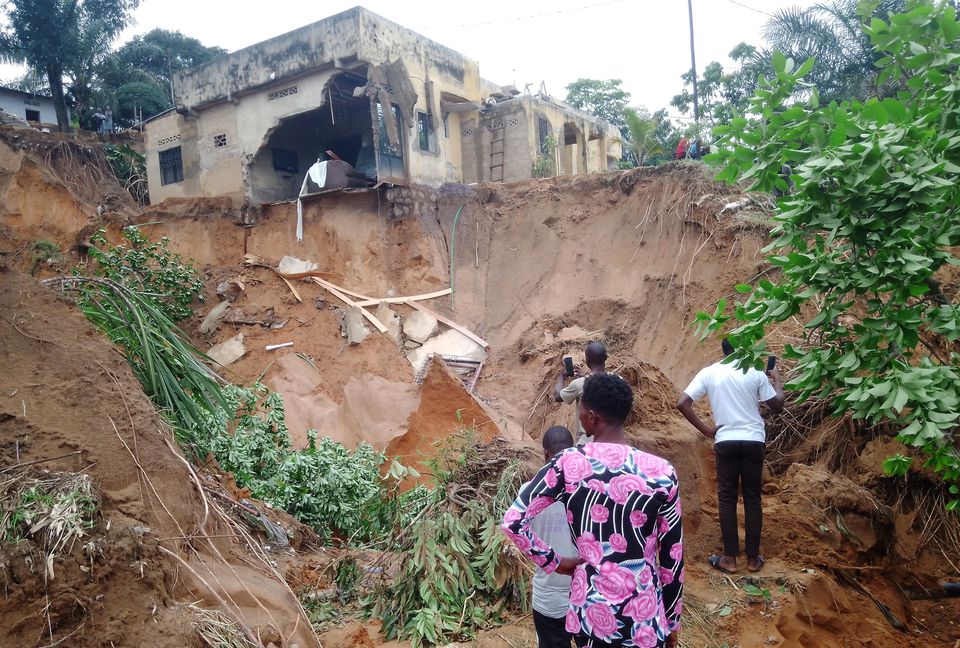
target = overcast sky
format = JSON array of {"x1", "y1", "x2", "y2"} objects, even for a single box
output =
[{"x1": 13, "y1": 0, "x2": 820, "y2": 118}]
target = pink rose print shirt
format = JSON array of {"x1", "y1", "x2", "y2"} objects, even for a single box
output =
[{"x1": 501, "y1": 443, "x2": 684, "y2": 647}]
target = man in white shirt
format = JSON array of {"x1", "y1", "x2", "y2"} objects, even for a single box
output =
[
  {"x1": 526, "y1": 426, "x2": 578, "y2": 647},
  {"x1": 676, "y1": 339, "x2": 784, "y2": 574},
  {"x1": 554, "y1": 342, "x2": 608, "y2": 445}
]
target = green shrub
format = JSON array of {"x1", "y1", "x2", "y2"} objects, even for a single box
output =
[
  {"x1": 84, "y1": 225, "x2": 204, "y2": 323},
  {"x1": 194, "y1": 385, "x2": 395, "y2": 542}
]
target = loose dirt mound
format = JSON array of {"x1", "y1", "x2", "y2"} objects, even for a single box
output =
[{"x1": 0, "y1": 269, "x2": 318, "y2": 647}]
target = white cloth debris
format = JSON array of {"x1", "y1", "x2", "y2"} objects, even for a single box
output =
[{"x1": 296, "y1": 161, "x2": 329, "y2": 241}]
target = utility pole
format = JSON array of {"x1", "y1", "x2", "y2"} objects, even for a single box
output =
[{"x1": 687, "y1": 0, "x2": 699, "y2": 123}]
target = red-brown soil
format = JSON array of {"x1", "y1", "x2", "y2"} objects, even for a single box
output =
[{"x1": 0, "y1": 129, "x2": 957, "y2": 647}]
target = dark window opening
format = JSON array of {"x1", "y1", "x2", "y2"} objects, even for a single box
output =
[
  {"x1": 443, "y1": 113, "x2": 449, "y2": 138},
  {"x1": 25, "y1": 109, "x2": 40, "y2": 122},
  {"x1": 563, "y1": 122, "x2": 578, "y2": 146},
  {"x1": 214, "y1": 133, "x2": 227, "y2": 148},
  {"x1": 538, "y1": 117, "x2": 551, "y2": 153},
  {"x1": 159, "y1": 147, "x2": 183, "y2": 186},
  {"x1": 417, "y1": 111, "x2": 438, "y2": 153},
  {"x1": 272, "y1": 148, "x2": 298, "y2": 174}
]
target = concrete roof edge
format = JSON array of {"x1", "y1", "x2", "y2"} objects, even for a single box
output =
[{"x1": 172, "y1": 6, "x2": 364, "y2": 85}]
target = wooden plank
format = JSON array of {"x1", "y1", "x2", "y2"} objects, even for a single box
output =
[
  {"x1": 404, "y1": 300, "x2": 489, "y2": 349},
  {"x1": 310, "y1": 278, "x2": 387, "y2": 333},
  {"x1": 308, "y1": 276, "x2": 374, "y2": 302},
  {"x1": 276, "y1": 273, "x2": 303, "y2": 302},
  {"x1": 352, "y1": 287, "x2": 452, "y2": 307}
]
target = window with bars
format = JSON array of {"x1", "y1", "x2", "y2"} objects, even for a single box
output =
[
  {"x1": 159, "y1": 147, "x2": 183, "y2": 186},
  {"x1": 417, "y1": 111, "x2": 438, "y2": 153},
  {"x1": 538, "y1": 117, "x2": 551, "y2": 153},
  {"x1": 213, "y1": 133, "x2": 227, "y2": 148}
]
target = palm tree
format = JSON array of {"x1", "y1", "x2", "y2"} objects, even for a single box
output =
[
  {"x1": 761, "y1": 0, "x2": 907, "y2": 102},
  {"x1": 622, "y1": 108, "x2": 666, "y2": 167}
]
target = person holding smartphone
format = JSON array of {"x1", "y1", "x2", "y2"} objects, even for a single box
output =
[
  {"x1": 554, "y1": 342, "x2": 609, "y2": 445},
  {"x1": 675, "y1": 339, "x2": 784, "y2": 574}
]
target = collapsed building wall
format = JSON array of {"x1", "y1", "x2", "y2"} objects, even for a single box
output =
[{"x1": 143, "y1": 6, "x2": 619, "y2": 206}]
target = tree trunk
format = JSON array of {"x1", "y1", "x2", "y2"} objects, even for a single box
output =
[{"x1": 45, "y1": 66, "x2": 71, "y2": 132}]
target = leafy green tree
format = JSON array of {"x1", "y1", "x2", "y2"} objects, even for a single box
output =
[
  {"x1": 0, "y1": 0, "x2": 140, "y2": 131},
  {"x1": 762, "y1": 0, "x2": 907, "y2": 103},
  {"x1": 112, "y1": 81, "x2": 170, "y2": 123},
  {"x1": 622, "y1": 107, "x2": 666, "y2": 166},
  {"x1": 702, "y1": 2, "x2": 960, "y2": 506},
  {"x1": 93, "y1": 29, "x2": 223, "y2": 128},
  {"x1": 564, "y1": 78, "x2": 631, "y2": 135},
  {"x1": 107, "y1": 29, "x2": 225, "y2": 109},
  {"x1": 672, "y1": 43, "x2": 766, "y2": 128}
]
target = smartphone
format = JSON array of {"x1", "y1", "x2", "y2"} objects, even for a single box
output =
[
  {"x1": 766, "y1": 356, "x2": 777, "y2": 372},
  {"x1": 563, "y1": 356, "x2": 575, "y2": 377}
]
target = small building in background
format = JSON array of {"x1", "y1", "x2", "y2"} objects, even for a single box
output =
[
  {"x1": 0, "y1": 86, "x2": 67, "y2": 127},
  {"x1": 143, "y1": 6, "x2": 620, "y2": 206}
]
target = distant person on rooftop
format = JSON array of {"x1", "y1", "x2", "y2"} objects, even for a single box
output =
[
  {"x1": 555, "y1": 342, "x2": 609, "y2": 445},
  {"x1": 525, "y1": 425, "x2": 578, "y2": 648},
  {"x1": 675, "y1": 339, "x2": 784, "y2": 574},
  {"x1": 503, "y1": 374, "x2": 684, "y2": 648}
]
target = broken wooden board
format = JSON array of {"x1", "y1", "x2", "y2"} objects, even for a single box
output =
[
  {"x1": 242, "y1": 254, "x2": 304, "y2": 302},
  {"x1": 404, "y1": 300, "x2": 489, "y2": 349},
  {"x1": 352, "y1": 287, "x2": 452, "y2": 308},
  {"x1": 310, "y1": 277, "x2": 387, "y2": 334}
]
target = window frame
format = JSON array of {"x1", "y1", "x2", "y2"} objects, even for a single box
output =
[
  {"x1": 158, "y1": 146, "x2": 184, "y2": 186},
  {"x1": 416, "y1": 110, "x2": 438, "y2": 154}
]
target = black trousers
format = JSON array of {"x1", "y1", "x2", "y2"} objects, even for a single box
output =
[
  {"x1": 715, "y1": 440, "x2": 765, "y2": 558},
  {"x1": 534, "y1": 610, "x2": 571, "y2": 648}
]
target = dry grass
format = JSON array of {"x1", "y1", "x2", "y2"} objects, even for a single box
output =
[
  {"x1": 679, "y1": 594, "x2": 725, "y2": 648},
  {"x1": 190, "y1": 604, "x2": 261, "y2": 648},
  {"x1": 0, "y1": 470, "x2": 98, "y2": 580}
]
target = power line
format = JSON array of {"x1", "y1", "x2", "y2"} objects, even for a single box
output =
[
  {"x1": 440, "y1": 0, "x2": 630, "y2": 30},
  {"x1": 723, "y1": 0, "x2": 773, "y2": 17}
]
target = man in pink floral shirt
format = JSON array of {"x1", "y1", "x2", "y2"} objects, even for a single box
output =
[{"x1": 502, "y1": 374, "x2": 683, "y2": 648}]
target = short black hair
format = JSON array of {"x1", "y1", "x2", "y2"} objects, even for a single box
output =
[
  {"x1": 542, "y1": 426, "x2": 574, "y2": 456},
  {"x1": 721, "y1": 339, "x2": 734, "y2": 356},
  {"x1": 585, "y1": 341, "x2": 607, "y2": 366},
  {"x1": 581, "y1": 374, "x2": 633, "y2": 425}
]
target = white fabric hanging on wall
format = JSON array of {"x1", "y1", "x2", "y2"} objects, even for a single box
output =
[{"x1": 295, "y1": 161, "x2": 328, "y2": 241}]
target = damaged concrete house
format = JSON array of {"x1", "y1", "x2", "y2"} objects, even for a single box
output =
[{"x1": 143, "y1": 6, "x2": 621, "y2": 206}]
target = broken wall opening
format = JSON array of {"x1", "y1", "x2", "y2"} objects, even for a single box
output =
[
  {"x1": 247, "y1": 70, "x2": 375, "y2": 204},
  {"x1": 560, "y1": 122, "x2": 583, "y2": 175}
]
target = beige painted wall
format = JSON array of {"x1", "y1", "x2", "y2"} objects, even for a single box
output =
[
  {"x1": 144, "y1": 112, "x2": 201, "y2": 203},
  {"x1": 146, "y1": 7, "x2": 619, "y2": 202},
  {"x1": 195, "y1": 103, "x2": 243, "y2": 201}
]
